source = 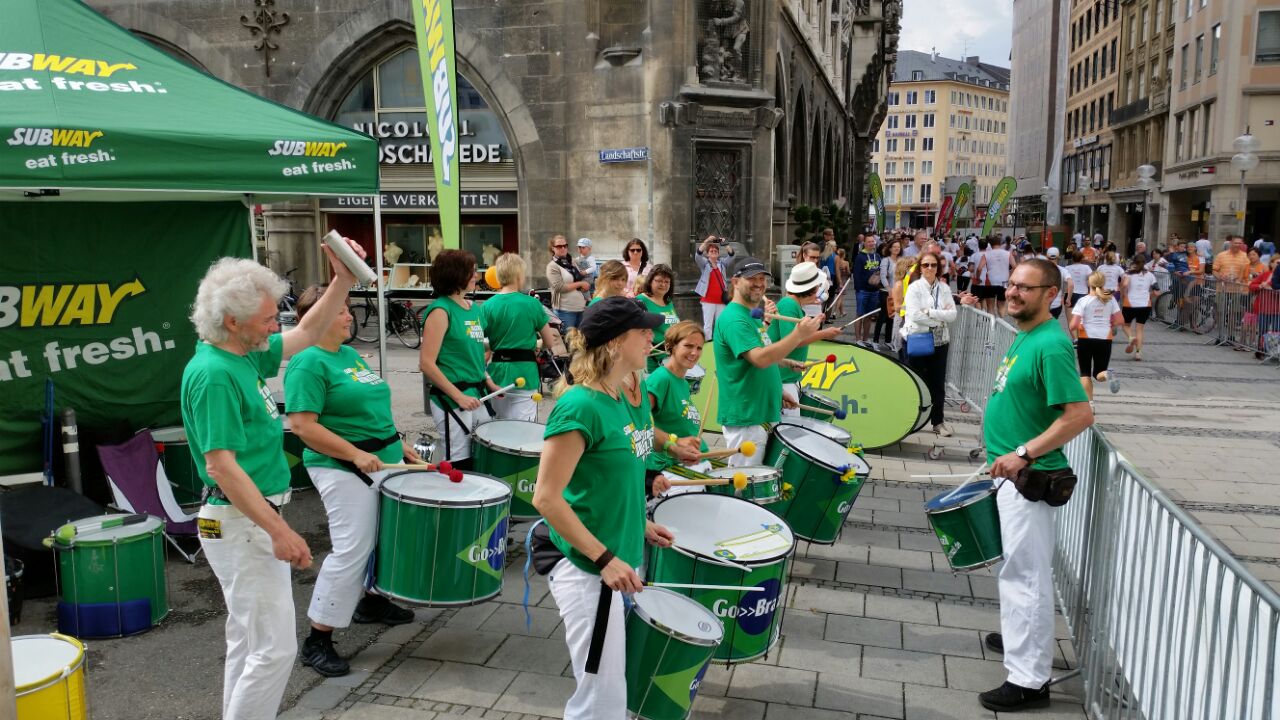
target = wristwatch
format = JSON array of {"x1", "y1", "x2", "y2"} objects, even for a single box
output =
[{"x1": 1015, "y1": 445, "x2": 1034, "y2": 464}]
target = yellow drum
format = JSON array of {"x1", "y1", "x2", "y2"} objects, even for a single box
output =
[{"x1": 14, "y1": 633, "x2": 88, "y2": 720}]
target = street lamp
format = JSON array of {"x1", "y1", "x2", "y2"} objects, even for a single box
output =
[
  {"x1": 1137, "y1": 163, "x2": 1157, "y2": 246},
  {"x1": 1231, "y1": 132, "x2": 1260, "y2": 236},
  {"x1": 1078, "y1": 173, "x2": 1093, "y2": 238}
]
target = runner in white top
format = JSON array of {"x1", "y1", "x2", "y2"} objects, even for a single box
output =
[
  {"x1": 1096, "y1": 251, "x2": 1125, "y2": 291},
  {"x1": 1065, "y1": 253, "x2": 1093, "y2": 309},
  {"x1": 1045, "y1": 247, "x2": 1064, "y2": 318},
  {"x1": 1119, "y1": 257, "x2": 1157, "y2": 360},
  {"x1": 1069, "y1": 271, "x2": 1128, "y2": 402},
  {"x1": 976, "y1": 241, "x2": 1014, "y2": 316}
]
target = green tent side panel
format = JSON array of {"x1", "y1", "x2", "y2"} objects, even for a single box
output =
[{"x1": 0, "y1": 201, "x2": 250, "y2": 475}]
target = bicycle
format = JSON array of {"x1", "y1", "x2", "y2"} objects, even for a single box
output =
[
  {"x1": 278, "y1": 267, "x2": 299, "y2": 328},
  {"x1": 346, "y1": 295, "x2": 422, "y2": 348}
]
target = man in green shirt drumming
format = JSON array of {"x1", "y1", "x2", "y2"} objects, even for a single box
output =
[
  {"x1": 960, "y1": 259, "x2": 1093, "y2": 712},
  {"x1": 714, "y1": 256, "x2": 840, "y2": 466},
  {"x1": 771, "y1": 261, "x2": 826, "y2": 416},
  {"x1": 181, "y1": 240, "x2": 360, "y2": 720}
]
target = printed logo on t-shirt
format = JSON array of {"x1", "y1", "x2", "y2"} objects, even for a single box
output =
[
  {"x1": 464, "y1": 319, "x2": 486, "y2": 342},
  {"x1": 757, "y1": 326, "x2": 771, "y2": 345},
  {"x1": 681, "y1": 399, "x2": 701, "y2": 425},
  {"x1": 258, "y1": 381, "x2": 279, "y2": 418},
  {"x1": 664, "y1": 314, "x2": 678, "y2": 325},
  {"x1": 993, "y1": 354, "x2": 1018, "y2": 394},
  {"x1": 345, "y1": 365, "x2": 385, "y2": 385},
  {"x1": 625, "y1": 421, "x2": 655, "y2": 459}
]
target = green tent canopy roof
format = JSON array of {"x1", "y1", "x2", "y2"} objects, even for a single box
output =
[{"x1": 0, "y1": 0, "x2": 379, "y2": 200}]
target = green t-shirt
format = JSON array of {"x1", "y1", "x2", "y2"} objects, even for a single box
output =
[
  {"x1": 180, "y1": 334, "x2": 288, "y2": 502},
  {"x1": 984, "y1": 319, "x2": 1089, "y2": 471},
  {"x1": 714, "y1": 301, "x2": 782, "y2": 426},
  {"x1": 638, "y1": 294, "x2": 680, "y2": 372},
  {"x1": 588, "y1": 295, "x2": 603, "y2": 306},
  {"x1": 644, "y1": 364, "x2": 709, "y2": 470},
  {"x1": 480, "y1": 292, "x2": 548, "y2": 388},
  {"x1": 767, "y1": 296, "x2": 809, "y2": 383},
  {"x1": 284, "y1": 345, "x2": 400, "y2": 470},
  {"x1": 425, "y1": 296, "x2": 488, "y2": 410},
  {"x1": 545, "y1": 385, "x2": 652, "y2": 574}
]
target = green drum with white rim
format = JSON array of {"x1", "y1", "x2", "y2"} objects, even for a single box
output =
[
  {"x1": 280, "y1": 416, "x2": 313, "y2": 491},
  {"x1": 774, "y1": 414, "x2": 851, "y2": 447},
  {"x1": 925, "y1": 480, "x2": 1003, "y2": 571},
  {"x1": 54, "y1": 514, "x2": 168, "y2": 636},
  {"x1": 374, "y1": 471, "x2": 512, "y2": 606},
  {"x1": 471, "y1": 419, "x2": 544, "y2": 520},
  {"x1": 150, "y1": 426, "x2": 202, "y2": 505},
  {"x1": 647, "y1": 493, "x2": 793, "y2": 664},
  {"x1": 704, "y1": 465, "x2": 781, "y2": 505},
  {"x1": 626, "y1": 587, "x2": 723, "y2": 720},
  {"x1": 798, "y1": 389, "x2": 840, "y2": 422},
  {"x1": 764, "y1": 423, "x2": 871, "y2": 544},
  {"x1": 683, "y1": 364, "x2": 706, "y2": 395}
]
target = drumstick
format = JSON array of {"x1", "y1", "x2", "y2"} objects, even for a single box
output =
[
  {"x1": 666, "y1": 472, "x2": 748, "y2": 490},
  {"x1": 477, "y1": 377, "x2": 528, "y2": 403},
  {"x1": 798, "y1": 403, "x2": 847, "y2": 420},
  {"x1": 800, "y1": 354, "x2": 838, "y2": 369},
  {"x1": 695, "y1": 382, "x2": 715, "y2": 444},
  {"x1": 826, "y1": 276, "x2": 854, "y2": 316},
  {"x1": 762, "y1": 312, "x2": 802, "y2": 324},
  {"x1": 838, "y1": 309, "x2": 881, "y2": 330},
  {"x1": 382, "y1": 460, "x2": 465, "y2": 482},
  {"x1": 696, "y1": 441, "x2": 757, "y2": 461},
  {"x1": 647, "y1": 582, "x2": 765, "y2": 593}
]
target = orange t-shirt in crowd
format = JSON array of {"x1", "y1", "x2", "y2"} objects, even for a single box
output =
[
  {"x1": 1214, "y1": 251, "x2": 1250, "y2": 285},
  {"x1": 1187, "y1": 253, "x2": 1204, "y2": 275}
]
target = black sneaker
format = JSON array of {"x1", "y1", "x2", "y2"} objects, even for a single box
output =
[
  {"x1": 979, "y1": 681, "x2": 1050, "y2": 711},
  {"x1": 985, "y1": 632, "x2": 1003, "y2": 653},
  {"x1": 353, "y1": 593, "x2": 415, "y2": 626},
  {"x1": 300, "y1": 634, "x2": 349, "y2": 677}
]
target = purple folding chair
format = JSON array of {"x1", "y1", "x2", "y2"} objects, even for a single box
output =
[{"x1": 97, "y1": 431, "x2": 202, "y2": 563}]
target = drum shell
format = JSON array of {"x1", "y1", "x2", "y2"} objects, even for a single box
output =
[
  {"x1": 624, "y1": 597, "x2": 719, "y2": 720},
  {"x1": 373, "y1": 482, "x2": 511, "y2": 606},
  {"x1": 14, "y1": 633, "x2": 88, "y2": 720},
  {"x1": 798, "y1": 390, "x2": 840, "y2": 422},
  {"x1": 704, "y1": 468, "x2": 781, "y2": 505},
  {"x1": 472, "y1": 422, "x2": 542, "y2": 520},
  {"x1": 926, "y1": 485, "x2": 1003, "y2": 571},
  {"x1": 773, "y1": 415, "x2": 852, "y2": 447},
  {"x1": 54, "y1": 522, "x2": 168, "y2": 634},
  {"x1": 765, "y1": 430, "x2": 866, "y2": 544}
]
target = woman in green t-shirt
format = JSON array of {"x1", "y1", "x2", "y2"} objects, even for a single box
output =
[
  {"x1": 285, "y1": 287, "x2": 421, "y2": 677},
  {"x1": 588, "y1": 259, "x2": 629, "y2": 305},
  {"x1": 531, "y1": 297, "x2": 675, "y2": 717},
  {"x1": 645, "y1": 321, "x2": 711, "y2": 497},
  {"x1": 419, "y1": 250, "x2": 501, "y2": 465},
  {"x1": 480, "y1": 253, "x2": 559, "y2": 421},
  {"x1": 636, "y1": 264, "x2": 680, "y2": 372}
]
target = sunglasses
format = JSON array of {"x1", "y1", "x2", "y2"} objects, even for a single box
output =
[
  {"x1": 628, "y1": 248, "x2": 643, "y2": 253},
  {"x1": 554, "y1": 244, "x2": 568, "y2": 249},
  {"x1": 920, "y1": 262, "x2": 939, "y2": 268}
]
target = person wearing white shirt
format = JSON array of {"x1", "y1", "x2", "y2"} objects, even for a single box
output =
[
  {"x1": 900, "y1": 250, "x2": 957, "y2": 437},
  {"x1": 1045, "y1": 247, "x2": 1065, "y2": 319},
  {"x1": 1119, "y1": 258, "x2": 1157, "y2": 360},
  {"x1": 1096, "y1": 251, "x2": 1125, "y2": 291},
  {"x1": 1069, "y1": 271, "x2": 1129, "y2": 402},
  {"x1": 975, "y1": 239, "x2": 1015, "y2": 316},
  {"x1": 1195, "y1": 235, "x2": 1212, "y2": 261},
  {"x1": 903, "y1": 232, "x2": 927, "y2": 258}
]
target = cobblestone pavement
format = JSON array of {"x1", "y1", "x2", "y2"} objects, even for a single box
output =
[{"x1": 1082, "y1": 320, "x2": 1280, "y2": 592}]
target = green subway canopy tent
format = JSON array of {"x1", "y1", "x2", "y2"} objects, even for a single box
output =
[{"x1": 0, "y1": 0, "x2": 383, "y2": 478}]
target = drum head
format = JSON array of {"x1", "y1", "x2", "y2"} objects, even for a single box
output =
[
  {"x1": 925, "y1": 480, "x2": 996, "y2": 512},
  {"x1": 13, "y1": 635, "x2": 84, "y2": 692},
  {"x1": 631, "y1": 587, "x2": 723, "y2": 646},
  {"x1": 800, "y1": 389, "x2": 839, "y2": 410},
  {"x1": 775, "y1": 416, "x2": 851, "y2": 445},
  {"x1": 652, "y1": 493, "x2": 793, "y2": 562},
  {"x1": 148, "y1": 426, "x2": 186, "y2": 443},
  {"x1": 382, "y1": 471, "x2": 512, "y2": 507},
  {"x1": 775, "y1": 425, "x2": 871, "y2": 475},
  {"x1": 473, "y1": 420, "x2": 545, "y2": 454},
  {"x1": 707, "y1": 465, "x2": 778, "y2": 482},
  {"x1": 64, "y1": 514, "x2": 163, "y2": 545},
  {"x1": 684, "y1": 364, "x2": 706, "y2": 380}
]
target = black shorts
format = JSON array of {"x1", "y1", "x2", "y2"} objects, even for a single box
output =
[
  {"x1": 1122, "y1": 306, "x2": 1151, "y2": 324},
  {"x1": 1070, "y1": 293, "x2": 1088, "y2": 307},
  {"x1": 1076, "y1": 338, "x2": 1112, "y2": 378},
  {"x1": 976, "y1": 285, "x2": 1007, "y2": 301},
  {"x1": 1050, "y1": 305, "x2": 1062, "y2": 319}
]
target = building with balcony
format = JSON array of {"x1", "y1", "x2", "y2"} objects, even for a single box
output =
[
  {"x1": 1159, "y1": 0, "x2": 1280, "y2": 247},
  {"x1": 1107, "y1": 0, "x2": 1175, "y2": 254},
  {"x1": 1061, "y1": 0, "x2": 1122, "y2": 243},
  {"x1": 868, "y1": 50, "x2": 1010, "y2": 231}
]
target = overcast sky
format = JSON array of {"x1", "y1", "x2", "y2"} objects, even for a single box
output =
[{"x1": 899, "y1": 0, "x2": 1013, "y2": 69}]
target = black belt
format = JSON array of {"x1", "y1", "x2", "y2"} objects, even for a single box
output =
[
  {"x1": 491, "y1": 348, "x2": 537, "y2": 364},
  {"x1": 203, "y1": 485, "x2": 282, "y2": 513},
  {"x1": 429, "y1": 381, "x2": 492, "y2": 460},
  {"x1": 333, "y1": 433, "x2": 404, "y2": 486}
]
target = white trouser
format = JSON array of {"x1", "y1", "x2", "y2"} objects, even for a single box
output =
[
  {"x1": 781, "y1": 382, "x2": 801, "y2": 417},
  {"x1": 995, "y1": 479, "x2": 1057, "y2": 688},
  {"x1": 548, "y1": 558, "x2": 628, "y2": 720},
  {"x1": 723, "y1": 424, "x2": 768, "y2": 468},
  {"x1": 491, "y1": 392, "x2": 537, "y2": 422},
  {"x1": 430, "y1": 400, "x2": 492, "y2": 462},
  {"x1": 700, "y1": 302, "x2": 725, "y2": 340},
  {"x1": 307, "y1": 466, "x2": 394, "y2": 628},
  {"x1": 199, "y1": 501, "x2": 296, "y2": 720}
]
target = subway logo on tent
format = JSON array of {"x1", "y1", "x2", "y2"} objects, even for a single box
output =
[
  {"x1": 7, "y1": 128, "x2": 105, "y2": 148},
  {"x1": 0, "y1": 279, "x2": 146, "y2": 329},
  {"x1": 267, "y1": 140, "x2": 348, "y2": 158}
]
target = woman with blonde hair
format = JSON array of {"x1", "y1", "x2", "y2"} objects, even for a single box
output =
[
  {"x1": 644, "y1": 320, "x2": 710, "y2": 497},
  {"x1": 591, "y1": 260, "x2": 630, "y2": 305},
  {"x1": 888, "y1": 260, "x2": 913, "y2": 354},
  {"x1": 481, "y1": 253, "x2": 561, "y2": 420},
  {"x1": 1069, "y1": 271, "x2": 1128, "y2": 401},
  {"x1": 1097, "y1": 250, "x2": 1125, "y2": 292},
  {"x1": 531, "y1": 297, "x2": 674, "y2": 719}
]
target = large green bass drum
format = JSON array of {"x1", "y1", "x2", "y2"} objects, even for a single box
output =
[{"x1": 471, "y1": 419, "x2": 544, "y2": 520}]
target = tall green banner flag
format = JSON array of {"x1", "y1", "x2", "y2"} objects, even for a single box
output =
[
  {"x1": 868, "y1": 173, "x2": 886, "y2": 232},
  {"x1": 982, "y1": 176, "x2": 1018, "y2": 236},
  {"x1": 412, "y1": 0, "x2": 462, "y2": 248}
]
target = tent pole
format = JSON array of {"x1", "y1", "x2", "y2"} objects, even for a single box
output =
[
  {"x1": 247, "y1": 194, "x2": 259, "y2": 263},
  {"x1": 373, "y1": 197, "x2": 388, "y2": 374}
]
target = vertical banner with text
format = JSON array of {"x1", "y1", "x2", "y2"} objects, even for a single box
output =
[
  {"x1": 868, "y1": 173, "x2": 886, "y2": 233},
  {"x1": 946, "y1": 182, "x2": 973, "y2": 236},
  {"x1": 982, "y1": 176, "x2": 1018, "y2": 236},
  {"x1": 412, "y1": 0, "x2": 462, "y2": 248}
]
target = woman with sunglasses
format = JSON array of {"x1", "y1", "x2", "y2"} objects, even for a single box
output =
[
  {"x1": 622, "y1": 238, "x2": 652, "y2": 297},
  {"x1": 546, "y1": 234, "x2": 591, "y2": 332},
  {"x1": 900, "y1": 250, "x2": 957, "y2": 437}
]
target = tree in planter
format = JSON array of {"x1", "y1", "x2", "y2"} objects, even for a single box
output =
[{"x1": 793, "y1": 202, "x2": 854, "y2": 246}]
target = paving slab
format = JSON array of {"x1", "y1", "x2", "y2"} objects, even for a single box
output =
[
  {"x1": 813, "y1": 672, "x2": 904, "y2": 719},
  {"x1": 727, "y1": 663, "x2": 818, "y2": 706},
  {"x1": 861, "y1": 646, "x2": 946, "y2": 687},
  {"x1": 901, "y1": 624, "x2": 984, "y2": 659},
  {"x1": 410, "y1": 661, "x2": 517, "y2": 707},
  {"x1": 902, "y1": 683, "x2": 997, "y2": 720},
  {"x1": 691, "y1": 696, "x2": 768, "y2": 720},
  {"x1": 411, "y1": 627, "x2": 507, "y2": 664},
  {"x1": 825, "y1": 614, "x2": 902, "y2": 649},
  {"x1": 484, "y1": 635, "x2": 572, "y2": 676},
  {"x1": 492, "y1": 671, "x2": 576, "y2": 717}
]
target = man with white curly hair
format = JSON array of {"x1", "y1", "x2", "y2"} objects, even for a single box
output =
[{"x1": 181, "y1": 239, "x2": 361, "y2": 720}]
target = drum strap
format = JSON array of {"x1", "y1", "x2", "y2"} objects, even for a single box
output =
[
  {"x1": 332, "y1": 433, "x2": 403, "y2": 486},
  {"x1": 585, "y1": 581, "x2": 612, "y2": 675},
  {"x1": 429, "y1": 382, "x2": 493, "y2": 458},
  {"x1": 491, "y1": 348, "x2": 537, "y2": 364}
]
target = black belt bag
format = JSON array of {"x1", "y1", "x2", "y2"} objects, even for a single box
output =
[
  {"x1": 528, "y1": 521, "x2": 565, "y2": 576},
  {"x1": 1012, "y1": 466, "x2": 1078, "y2": 507},
  {"x1": 491, "y1": 348, "x2": 537, "y2": 364}
]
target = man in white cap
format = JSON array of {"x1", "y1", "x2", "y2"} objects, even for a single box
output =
[
  {"x1": 771, "y1": 262, "x2": 826, "y2": 416},
  {"x1": 1045, "y1": 246, "x2": 1065, "y2": 319}
]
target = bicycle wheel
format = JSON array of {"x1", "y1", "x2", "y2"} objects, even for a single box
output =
[
  {"x1": 1153, "y1": 292, "x2": 1174, "y2": 325},
  {"x1": 354, "y1": 305, "x2": 380, "y2": 343},
  {"x1": 1192, "y1": 299, "x2": 1216, "y2": 334},
  {"x1": 391, "y1": 304, "x2": 422, "y2": 349}
]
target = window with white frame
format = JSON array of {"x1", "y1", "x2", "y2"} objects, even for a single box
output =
[
  {"x1": 922, "y1": 160, "x2": 933, "y2": 174},
  {"x1": 1257, "y1": 11, "x2": 1280, "y2": 63}
]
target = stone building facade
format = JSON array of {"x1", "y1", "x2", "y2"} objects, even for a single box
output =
[{"x1": 90, "y1": 0, "x2": 899, "y2": 289}]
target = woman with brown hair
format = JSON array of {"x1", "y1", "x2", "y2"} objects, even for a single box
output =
[
  {"x1": 591, "y1": 260, "x2": 630, "y2": 305},
  {"x1": 636, "y1": 264, "x2": 679, "y2": 371},
  {"x1": 545, "y1": 234, "x2": 590, "y2": 332},
  {"x1": 900, "y1": 250, "x2": 958, "y2": 436},
  {"x1": 622, "y1": 238, "x2": 652, "y2": 295}
]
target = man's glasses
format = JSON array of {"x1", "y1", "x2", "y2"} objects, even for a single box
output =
[{"x1": 1008, "y1": 282, "x2": 1053, "y2": 293}]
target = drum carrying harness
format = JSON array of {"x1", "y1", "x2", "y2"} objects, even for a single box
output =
[
  {"x1": 429, "y1": 380, "x2": 493, "y2": 460},
  {"x1": 331, "y1": 433, "x2": 404, "y2": 486},
  {"x1": 490, "y1": 347, "x2": 537, "y2": 364}
]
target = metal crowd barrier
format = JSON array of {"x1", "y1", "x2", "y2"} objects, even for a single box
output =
[
  {"x1": 945, "y1": 305, "x2": 1280, "y2": 719},
  {"x1": 1152, "y1": 271, "x2": 1280, "y2": 361}
]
